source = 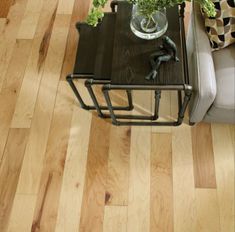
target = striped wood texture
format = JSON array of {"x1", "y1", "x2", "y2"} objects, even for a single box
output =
[{"x1": 0, "y1": 0, "x2": 234, "y2": 231}]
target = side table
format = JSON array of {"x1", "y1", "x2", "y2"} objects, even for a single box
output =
[
  {"x1": 67, "y1": 4, "x2": 134, "y2": 118},
  {"x1": 67, "y1": 1, "x2": 192, "y2": 126},
  {"x1": 101, "y1": 2, "x2": 192, "y2": 126}
]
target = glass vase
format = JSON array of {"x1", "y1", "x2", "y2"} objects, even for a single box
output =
[{"x1": 130, "y1": 4, "x2": 168, "y2": 40}]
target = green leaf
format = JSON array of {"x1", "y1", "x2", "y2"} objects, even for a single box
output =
[
  {"x1": 87, "y1": 7, "x2": 104, "y2": 27},
  {"x1": 87, "y1": 0, "x2": 216, "y2": 26}
]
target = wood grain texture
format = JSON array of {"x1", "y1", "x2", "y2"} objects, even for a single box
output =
[
  {"x1": 7, "y1": 194, "x2": 37, "y2": 232},
  {"x1": 229, "y1": 125, "x2": 235, "y2": 146},
  {"x1": 31, "y1": 172, "x2": 62, "y2": 232},
  {"x1": 6, "y1": 13, "x2": 72, "y2": 231},
  {"x1": 132, "y1": 91, "x2": 152, "y2": 117},
  {"x1": 172, "y1": 125, "x2": 196, "y2": 232},
  {"x1": 0, "y1": 129, "x2": 29, "y2": 232},
  {"x1": 106, "y1": 126, "x2": 131, "y2": 206},
  {"x1": 151, "y1": 133, "x2": 173, "y2": 232},
  {"x1": 0, "y1": 1, "x2": 234, "y2": 231},
  {"x1": 60, "y1": 0, "x2": 90, "y2": 80},
  {"x1": 31, "y1": 81, "x2": 74, "y2": 232},
  {"x1": 55, "y1": 103, "x2": 92, "y2": 232},
  {"x1": 195, "y1": 189, "x2": 220, "y2": 232},
  {"x1": 57, "y1": 0, "x2": 75, "y2": 14},
  {"x1": 192, "y1": 123, "x2": 217, "y2": 188},
  {"x1": 127, "y1": 126, "x2": 151, "y2": 232},
  {"x1": 17, "y1": 0, "x2": 44, "y2": 39},
  {"x1": 79, "y1": 117, "x2": 111, "y2": 232},
  {"x1": 212, "y1": 124, "x2": 235, "y2": 232},
  {"x1": 0, "y1": 39, "x2": 32, "y2": 161},
  {"x1": 0, "y1": 18, "x2": 6, "y2": 32},
  {"x1": 0, "y1": 0, "x2": 13, "y2": 18},
  {"x1": 103, "y1": 206, "x2": 127, "y2": 232},
  {"x1": 11, "y1": 0, "x2": 59, "y2": 128},
  {"x1": 0, "y1": 0, "x2": 28, "y2": 92},
  {"x1": 111, "y1": 3, "x2": 183, "y2": 86},
  {"x1": 15, "y1": 14, "x2": 71, "y2": 194}
]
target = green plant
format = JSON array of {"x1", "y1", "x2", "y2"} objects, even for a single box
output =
[{"x1": 86, "y1": 0, "x2": 216, "y2": 26}]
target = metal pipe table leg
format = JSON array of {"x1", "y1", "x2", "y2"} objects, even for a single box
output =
[
  {"x1": 102, "y1": 84, "x2": 192, "y2": 126},
  {"x1": 102, "y1": 86, "x2": 177, "y2": 125},
  {"x1": 126, "y1": 90, "x2": 134, "y2": 110},
  {"x1": 67, "y1": 73, "x2": 134, "y2": 117},
  {"x1": 153, "y1": 90, "x2": 161, "y2": 120},
  {"x1": 102, "y1": 87, "x2": 120, "y2": 125},
  {"x1": 176, "y1": 88, "x2": 192, "y2": 125},
  {"x1": 85, "y1": 80, "x2": 104, "y2": 117},
  {"x1": 84, "y1": 79, "x2": 134, "y2": 118},
  {"x1": 66, "y1": 75, "x2": 90, "y2": 110},
  {"x1": 178, "y1": 90, "x2": 183, "y2": 109}
]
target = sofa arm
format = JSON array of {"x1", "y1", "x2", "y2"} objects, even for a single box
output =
[{"x1": 187, "y1": 2, "x2": 217, "y2": 123}]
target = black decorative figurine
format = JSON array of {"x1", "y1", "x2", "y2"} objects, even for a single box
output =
[{"x1": 146, "y1": 36, "x2": 180, "y2": 80}]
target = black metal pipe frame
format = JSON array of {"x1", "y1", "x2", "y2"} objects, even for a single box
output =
[
  {"x1": 66, "y1": 3, "x2": 193, "y2": 127},
  {"x1": 84, "y1": 79, "x2": 134, "y2": 118},
  {"x1": 66, "y1": 2, "x2": 135, "y2": 118},
  {"x1": 179, "y1": 3, "x2": 190, "y2": 86},
  {"x1": 99, "y1": 3, "x2": 192, "y2": 127},
  {"x1": 110, "y1": 0, "x2": 118, "y2": 12},
  {"x1": 102, "y1": 84, "x2": 192, "y2": 126},
  {"x1": 85, "y1": 79, "x2": 158, "y2": 121},
  {"x1": 66, "y1": 74, "x2": 93, "y2": 110},
  {"x1": 66, "y1": 74, "x2": 192, "y2": 126},
  {"x1": 66, "y1": 74, "x2": 134, "y2": 116}
]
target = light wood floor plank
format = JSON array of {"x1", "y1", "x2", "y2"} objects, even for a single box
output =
[
  {"x1": 0, "y1": 18, "x2": 6, "y2": 51},
  {"x1": 192, "y1": 122, "x2": 217, "y2": 188},
  {"x1": 212, "y1": 124, "x2": 235, "y2": 232},
  {"x1": 169, "y1": 91, "x2": 179, "y2": 121},
  {"x1": 31, "y1": 81, "x2": 74, "y2": 232},
  {"x1": 31, "y1": 172, "x2": 62, "y2": 232},
  {"x1": 11, "y1": 0, "x2": 59, "y2": 128},
  {"x1": 57, "y1": 0, "x2": 75, "y2": 14},
  {"x1": 103, "y1": 206, "x2": 127, "y2": 232},
  {"x1": 0, "y1": 39, "x2": 32, "y2": 161},
  {"x1": 195, "y1": 189, "x2": 221, "y2": 232},
  {"x1": 60, "y1": 0, "x2": 90, "y2": 80},
  {"x1": 132, "y1": 91, "x2": 152, "y2": 116},
  {"x1": 105, "y1": 126, "x2": 131, "y2": 206},
  {"x1": 17, "y1": 0, "x2": 44, "y2": 39},
  {"x1": 7, "y1": 194, "x2": 37, "y2": 232},
  {"x1": 0, "y1": 0, "x2": 13, "y2": 18},
  {"x1": 229, "y1": 125, "x2": 235, "y2": 147},
  {"x1": 0, "y1": 19, "x2": 7, "y2": 33},
  {"x1": 0, "y1": 129, "x2": 29, "y2": 232},
  {"x1": 55, "y1": 103, "x2": 91, "y2": 232},
  {"x1": 151, "y1": 133, "x2": 173, "y2": 232},
  {"x1": 0, "y1": 0, "x2": 28, "y2": 91},
  {"x1": 15, "y1": 14, "x2": 71, "y2": 195},
  {"x1": 172, "y1": 125, "x2": 196, "y2": 232},
  {"x1": 127, "y1": 126, "x2": 151, "y2": 232},
  {"x1": 0, "y1": 0, "x2": 234, "y2": 231},
  {"x1": 79, "y1": 117, "x2": 111, "y2": 232},
  {"x1": 6, "y1": 14, "x2": 71, "y2": 231}
]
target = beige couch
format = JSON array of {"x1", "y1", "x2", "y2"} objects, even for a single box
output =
[{"x1": 187, "y1": 2, "x2": 235, "y2": 124}]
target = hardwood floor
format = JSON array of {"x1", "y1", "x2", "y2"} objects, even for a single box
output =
[{"x1": 0, "y1": 0, "x2": 234, "y2": 231}]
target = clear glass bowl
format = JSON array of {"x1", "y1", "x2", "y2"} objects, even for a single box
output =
[{"x1": 130, "y1": 5, "x2": 168, "y2": 40}]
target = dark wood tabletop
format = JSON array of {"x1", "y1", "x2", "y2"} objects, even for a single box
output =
[
  {"x1": 111, "y1": 2, "x2": 184, "y2": 86},
  {"x1": 74, "y1": 13, "x2": 116, "y2": 80}
]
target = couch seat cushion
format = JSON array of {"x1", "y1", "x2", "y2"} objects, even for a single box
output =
[{"x1": 212, "y1": 45, "x2": 235, "y2": 110}]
